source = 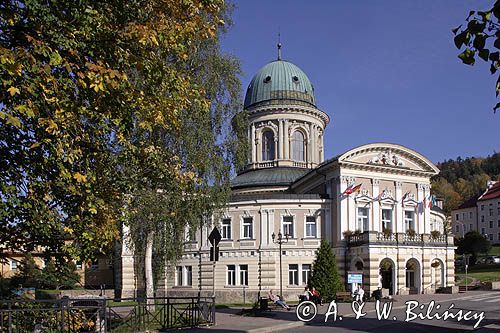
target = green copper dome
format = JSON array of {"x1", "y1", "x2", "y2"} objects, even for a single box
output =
[{"x1": 244, "y1": 60, "x2": 316, "y2": 109}]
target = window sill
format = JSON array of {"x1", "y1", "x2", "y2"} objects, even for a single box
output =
[
  {"x1": 224, "y1": 285, "x2": 249, "y2": 289},
  {"x1": 172, "y1": 286, "x2": 193, "y2": 289},
  {"x1": 238, "y1": 239, "x2": 256, "y2": 241}
]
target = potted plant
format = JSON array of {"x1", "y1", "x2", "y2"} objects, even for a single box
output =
[
  {"x1": 430, "y1": 230, "x2": 441, "y2": 240},
  {"x1": 343, "y1": 230, "x2": 353, "y2": 239},
  {"x1": 353, "y1": 229, "x2": 362, "y2": 235},
  {"x1": 383, "y1": 228, "x2": 392, "y2": 237},
  {"x1": 406, "y1": 228, "x2": 416, "y2": 237}
]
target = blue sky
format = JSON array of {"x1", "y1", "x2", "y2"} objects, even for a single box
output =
[{"x1": 221, "y1": 0, "x2": 499, "y2": 163}]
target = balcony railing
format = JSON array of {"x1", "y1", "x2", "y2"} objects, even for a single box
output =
[{"x1": 346, "y1": 231, "x2": 453, "y2": 247}]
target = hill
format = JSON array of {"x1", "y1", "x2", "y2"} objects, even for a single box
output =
[{"x1": 431, "y1": 153, "x2": 500, "y2": 214}]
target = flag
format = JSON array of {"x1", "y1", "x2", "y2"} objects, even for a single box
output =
[
  {"x1": 401, "y1": 191, "x2": 410, "y2": 207},
  {"x1": 341, "y1": 184, "x2": 361, "y2": 196},
  {"x1": 374, "y1": 190, "x2": 386, "y2": 201},
  {"x1": 422, "y1": 196, "x2": 427, "y2": 208},
  {"x1": 341, "y1": 184, "x2": 354, "y2": 196},
  {"x1": 351, "y1": 184, "x2": 362, "y2": 193},
  {"x1": 429, "y1": 195, "x2": 437, "y2": 208}
]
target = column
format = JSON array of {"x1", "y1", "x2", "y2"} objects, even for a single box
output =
[
  {"x1": 260, "y1": 209, "x2": 267, "y2": 248},
  {"x1": 395, "y1": 182, "x2": 403, "y2": 233},
  {"x1": 372, "y1": 179, "x2": 380, "y2": 232},
  {"x1": 424, "y1": 184, "x2": 431, "y2": 235},
  {"x1": 417, "y1": 184, "x2": 425, "y2": 234},
  {"x1": 251, "y1": 123, "x2": 256, "y2": 164},
  {"x1": 309, "y1": 123, "x2": 315, "y2": 164},
  {"x1": 284, "y1": 120, "x2": 289, "y2": 160},
  {"x1": 278, "y1": 120, "x2": 283, "y2": 159}
]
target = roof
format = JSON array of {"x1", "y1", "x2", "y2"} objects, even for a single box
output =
[
  {"x1": 478, "y1": 181, "x2": 500, "y2": 201},
  {"x1": 244, "y1": 60, "x2": 316, "y2": 109},
  {"x1": 231, "y1": 167, "x2": 308, "y2": 189},
  {"x1": 431, "y1": 205, "x2": 445, "y2": 215},
  {"x1": 457, "y1": 195, "x2": 479, "y2": 209}
]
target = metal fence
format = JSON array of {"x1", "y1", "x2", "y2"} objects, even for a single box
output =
[{"x1": 0, "y1": 296, "x2": 215, "y2": 332}]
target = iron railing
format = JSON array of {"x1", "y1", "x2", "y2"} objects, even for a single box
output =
[{"x1": 0, "y1": 296, "x2": 215, "y2": 332}]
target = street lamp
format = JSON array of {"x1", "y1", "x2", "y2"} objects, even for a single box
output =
[{"x1": 272, "y1": 231, "x2": 289, "y2": 298}]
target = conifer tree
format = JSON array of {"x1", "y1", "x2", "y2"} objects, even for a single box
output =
[{"x1": 309, "y1": 239, "x2": 344, "y2": 302}]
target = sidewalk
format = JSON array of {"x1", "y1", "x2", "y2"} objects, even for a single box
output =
[{"x1": 186, "y1": 291, "x2": 491, "y2": 333}]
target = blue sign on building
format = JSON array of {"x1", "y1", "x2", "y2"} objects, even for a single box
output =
[{"x1": 347, "y1": 272, "x2": 363, "y2": 284}]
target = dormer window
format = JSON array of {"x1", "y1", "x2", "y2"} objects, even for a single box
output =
[
  {"x1": 262, "y1": 130, "x2": 275, "y2": 161},
  {"x1": 264, "y1": 75, "x2": 271, "y2": 83}
]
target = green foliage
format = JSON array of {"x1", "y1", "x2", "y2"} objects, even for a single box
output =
[
  {"x1": 456, "y1": 231, "x2": 492, "y2": 264},
  {"x1": 37, "y1": 259, "x2": 80, "y2": 290},
  {"x1": 453, "y1": 1, "x2": 500, "y2": 112},
  {"x1": 0, "y1": 0, "x2": 242, "y2": 265},
  {"x1": 309, "y1": 239, "x2": 344, "y2": 302},
  {"x1": 431, "y1": 153, "x2": 500, "y2": 214},
  {"x1": 11, "y1": 254, "x2": 41, "y2": 288}
]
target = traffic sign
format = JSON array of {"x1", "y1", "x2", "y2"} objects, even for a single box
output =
[{"x1": 208, "y1": 227, "x2": 222, "y2": 246}]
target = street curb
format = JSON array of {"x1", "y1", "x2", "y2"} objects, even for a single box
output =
[{"x1": 245, "y1": 321, "x2": 305, "y2": 333}]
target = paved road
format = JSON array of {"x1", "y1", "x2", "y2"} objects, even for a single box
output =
[{"x1": 289, "y1": 291, "x2": 500, "y2": 333}]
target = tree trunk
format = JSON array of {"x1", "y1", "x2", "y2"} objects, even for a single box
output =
[{"x1": 145, "y1": 231, "x2": 155, "y2": 312}]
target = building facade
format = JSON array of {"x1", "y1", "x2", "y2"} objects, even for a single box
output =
[
  {"x1": 117, "y1": 54, "x2": 453, "y2": 302},
  {"x1": 452, "y1": 181, "x2": 500, "y2": 244}
]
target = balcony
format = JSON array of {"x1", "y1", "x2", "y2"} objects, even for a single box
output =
[{"x1": 346, "y1": 231, "x2": 453, "y2": 247}]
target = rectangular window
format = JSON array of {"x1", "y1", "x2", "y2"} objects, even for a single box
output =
[
  {"x1": 498, "y1": 207, "x2": 500, "y2": 215},
  {"x1": 186, "y1": 266, "x2": 192, "y2": 286},
  {"x1": 242, "y1": 217, "x2": 253, "y2": 239},
  {"x1": 176, "y1": 266, "x2": 183, "y2": 286},
  {"x1": 470, "y1": 223, "x2": 473, "y2": 231},
  {"x1": 76, "y1": 262, "x2": 82, "y2": 270},
  {"x1": 301, "y1": 264, "x2": 311, "y2": 285},
  {"x1": 469, "y1": 212, "x2": 473, "y2": 219},
  {"x1": 498, "y1": 220, "x2": 500, "y2": 228},
  {"x1": 498, "y1": 233, "x2": 500, "y2": 240},
  {"x1": 357, "y1": 207, "x2": 369, "y2": 232},
  {"x1": 10, "y1": 260, "x2": 18, "y2": 271},
  {"x1": 490, "y1": 221, "x2": 493, "y2": 228},
  {"x1": 489, "y1": 209, "x2": 493, "y2": 216},
  {"x1": 489, "y1": 234, "x2": 493, "y2": 241},
  {"x1": 221, "y1": 218, "x2": 232, "y2": 240},
  {"x1": 481, "y1": 216, "x2": 485, "y2": 223},
  {"x1": 288, "y1": 264, "x2": 299, "y2": 286},
  {"x1": 282, "y1": 216, "x2": 294, "y2": 238},
  {"x1": 481, "y1": 228, "x2": 486, "y2": 235},
  {"x1": 481, "y1": 205, "x2": 485, "y2": 211},
  {"x1": 382, "y1": 209, "x2": 393, "y2": 231},
  {"x1": 227, "y1": 265, "x2": 236, "y2": 286},
  {"x1": 404, "y1": 211, "x2": 415, "y2": 231},
  {"x1": 239, "y1": 265, "x2": 248, "y2": 286},
  {"x1": 455, "y1": 225, "x2": 459, "y2": 233},
  {"x1": 455, "y1": 214, "x2": 459, "y2": 221},
  {"x1": 305, "y1": 216, "x2": 317, "y2": 238}
]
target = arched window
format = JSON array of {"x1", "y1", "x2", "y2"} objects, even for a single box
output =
[
  {"x1": 291, "y1": 131, "x2": 305, "y2": 161},
  {"x1": 262, "y1": 130, "x2": 275, "y2": 161}
]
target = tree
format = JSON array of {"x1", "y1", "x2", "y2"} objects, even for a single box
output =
[
  {"x1": 38, "y1": 259, "x2": 80, "y2": 290},
  {"x1": 11, "y1": 254, "x2": 41, "y2": 288},
  {"x1": 0, "y1": 1, "x2": 242, "y2": 267},
  {"x1": 309, "y1": 239, "x2": 344, "y2": 302},
  {"x1": 114, "y1": 4, "x2": 243, "y2": 305},
  {"x1": 456, "y1": 231, "x2": 492, "y2": 264},
  {"x1": 453, "y1": 1, "x2": 500, "y2": 112}
]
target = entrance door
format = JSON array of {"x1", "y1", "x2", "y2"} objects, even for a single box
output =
[{"x1": 379, "y1": 259, "x2": 394, "y2": 295}]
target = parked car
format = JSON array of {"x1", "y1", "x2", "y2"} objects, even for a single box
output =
[
  {"x1": 477, "y1": 257, "x2": 487, "y2": 264},
  {"x1": 485, "y1": 256, "x2": 500, "y2": 264}
]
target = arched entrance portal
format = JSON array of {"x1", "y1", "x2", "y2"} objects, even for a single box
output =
[
  {"x1": 431, "y1": 259, "x2": 445, "y2": 289},
  {"x1": 379, "y1": 258, "x2": 395, "y2": 295},
  {"x1": 406, "y1": 258, "x2": 421, "y2": 294}
]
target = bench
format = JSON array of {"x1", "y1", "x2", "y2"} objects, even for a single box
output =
[{"x1": 335, "y1": 291, "x2": 352, "y2": 302}]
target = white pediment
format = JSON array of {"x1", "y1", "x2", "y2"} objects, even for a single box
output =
[{"x1": 337, "y1": 143, "x2": 439, "y2": 174}]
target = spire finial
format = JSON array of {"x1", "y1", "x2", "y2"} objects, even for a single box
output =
[{"x1": 277, "y1": 31, "x2": 282, "y2": 60}]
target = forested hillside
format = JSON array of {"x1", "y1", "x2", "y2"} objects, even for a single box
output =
[{"x1": 431, "y1": 153, "x2": 500, "y2": 214}]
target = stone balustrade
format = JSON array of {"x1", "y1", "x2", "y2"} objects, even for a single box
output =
[{"x1": 346, "y1": 231, "x2": 453, "y2": 247}]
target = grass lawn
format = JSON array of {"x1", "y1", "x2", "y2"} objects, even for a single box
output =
[{"x1": 456, "y1": 264, "x2": 500, "y2": 283}]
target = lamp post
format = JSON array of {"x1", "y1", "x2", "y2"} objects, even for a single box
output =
[{"x1": 272, "y1": 231, "x2": 289, "y2": 297}]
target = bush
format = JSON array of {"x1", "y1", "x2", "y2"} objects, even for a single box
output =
[
  {"x1": 406, "y1": 228, "x2": 416, "y2": 237},
  {"x1": 431, "y1": 230, "x2": 441, "y2": 239}
]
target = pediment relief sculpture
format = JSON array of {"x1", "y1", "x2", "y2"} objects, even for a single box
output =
[{"x1": 368, "y1": 150, "x2": 405, "y2": 167}]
